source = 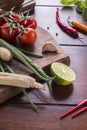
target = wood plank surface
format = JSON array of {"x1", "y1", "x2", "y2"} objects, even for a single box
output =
[
  {"x1": 0, "y1": 0, "x2": 35, "y2": 13},
  {"x1": 35, "y1": 6, "x2": 87, "y2": 45},
  {"x1": 0, "y1": 104, "x2": 87, "y2": 130},
  {"x1": 0, "y1": 1, "x2": 87, "y2": 130},
  {"x1": 7, "y1": 46, "x2": 87, "y2": 105},
  {"x1": 0, "y1": 26, "x2": 70, "y2": 103},
  {"x1": 0, "y1": 0, "x2": 24, "y2": 10},
  {"x1": 36, "y1": 0, "x2": 62, "y2": 6}
]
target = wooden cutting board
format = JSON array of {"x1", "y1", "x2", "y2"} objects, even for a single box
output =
[
  {"x1": 1, "y1": 0, "x2": 36, "y2": 14},
  {"x1": 0, "y1": 26, "x2": 70, "y2": 103}
]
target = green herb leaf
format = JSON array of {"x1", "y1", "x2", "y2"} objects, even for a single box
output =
[
  {"x1": 84, "y1": 0, "x2": 87, "y2": 8},
  {"x1": 61, "y1": 0, "x2": 87, "y2": 14},
  {"x1": 75, "y1": 0, "x2": 84, "y2": 8},
  {"x1": 61, "y1": 0, "x2": 75, "y2": 6}
]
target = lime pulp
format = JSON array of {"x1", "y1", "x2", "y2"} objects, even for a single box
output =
[{"x1": 50, "y1": 62, "x2": 76, "y2": 85}]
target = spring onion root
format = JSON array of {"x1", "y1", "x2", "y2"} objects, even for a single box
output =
[
  {"x1": 0, "y1": 61, "x2": 38, "y2": 112},
  {"x1": 0, "y1": 39, "x2": 54, "y2": 84},
  {"x1": 0, "y1": 72, "x2": 46, "y2": 90}
]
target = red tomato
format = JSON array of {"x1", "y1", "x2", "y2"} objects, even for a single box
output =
[
  {"x1": 0, "y1": 9, "x2": 4, "y2": 15},
  {"x1": 18, "y1": 28, "x2": 37, "y2": 45},
  {"x1": 0, "y1": 19, "x2": 6, "y2": 26},
  {"x1": 11, "y1": 14, "x2": 20, "y2": 20},
  {"x1": 5, "y1": 13, "x2": 20, "y2": 21},
  {"x1": 0, "y1": 10, "x2": 6, "y2": 26},
  {"x1": 19, "y1": 18, "x2": 37, "y2": 29},
  {"x1": 0, "y1": 23, "x2": 19, "y2": 42}
]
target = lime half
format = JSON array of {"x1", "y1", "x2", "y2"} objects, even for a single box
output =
[{"x1": 50, "y1": 62, "x2": 76, "y2": 85}]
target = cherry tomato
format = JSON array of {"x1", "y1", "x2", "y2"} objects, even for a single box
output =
[
  {"x1": 4, "y1": 13, "x2": 20, "y2": 21},
  {"x1": 0, "y1": 19, "x2": 6, "y2": 26},
  {"x1": 19, "y1": 18, "x2": 37, "y2": 29},
  {"x1": 0, "y1": 11, "x2": 20, "y2": 26},
  {"x1": 0, "y1": 10, "x2": 6, "y2": 26},
  {"x1": 0, "y1": 9, "x2": 5, "y2": 15},
  {"x1": 18, "y1": 28, "x2": 37, "y2": 45},
  {"x1": 0, "y1": 23, "x2": 19, "y2": 42},
  {"x1": 11, "y1": 14, "x2": 20, "y2": 20}
]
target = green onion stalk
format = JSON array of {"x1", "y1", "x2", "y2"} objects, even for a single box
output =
[
  {"x1": 18, "y1": 48, "x2": 43, "y2": 58},
  {"x1": 0, "y1": 39, "x2": 54, "y2": 90},
  {"x1": 0, "y1": 60, "x2": 38, "y2": 112}
]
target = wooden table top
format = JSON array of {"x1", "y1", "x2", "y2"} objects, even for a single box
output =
[{"x1": 0, "y1": 1, "x2": 87, "y2": 130}]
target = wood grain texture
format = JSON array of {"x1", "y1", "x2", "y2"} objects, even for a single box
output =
[
  {"x1": 7, "y1": 46, "x2": 87, "y2": 105},
  {"x1": 35, "y1": 6, "x2": 87, "y2": 45},
  {"x1": 0, "y1": 1, "x2": 87, "y2": 130},
  {"x1": 0, "y1": 0, "x2": 35, "y2": 14},
  {"x1": 0, "y1": 104, "x2": 87, "y2": 130},
  {"x1": 0, "y1": 26, "x2": 70, "y2": 104},
  {"x1": 36, "y1": 0, "x2": 62, "y2": 6},
  {"x1": 0, "y1": 0, "x2": 24, "y2": 10}
]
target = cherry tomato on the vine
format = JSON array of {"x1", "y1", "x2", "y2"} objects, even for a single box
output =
[
  {"x1": 0, "y1": 10, "x2": 6, "y2": 26},
  {"x1": 19, "y1": 18, "x2": 37, "y2": 29},
  {"x1": 18, "y1": 28, "x2": 37, "y2": 45},
  {"x1": 11, "y1": 14, "x2": 20, "y2": 20},
  {"x1": 4, "y1": 13, "x2": 20, "y2": 21},
  {"x1": 0, "y1": 23, "x2": 19, "y2": 42},
  {"x1": 0, "y1": 19, "x2": 6, "y2": 26},
  {"x1": 0, "y1": 9, "x2": 4, "y2": 15}
]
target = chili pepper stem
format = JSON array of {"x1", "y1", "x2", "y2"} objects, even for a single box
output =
[
  {"x1": 67, "y1": 16, "x2": 73, "y2": 27},
  {"x1": 67, "y1": 16, "x2": 84, "y2": 43},
  {"x1": 78, "y1": 36, "x2": 84, "y2": 43}
]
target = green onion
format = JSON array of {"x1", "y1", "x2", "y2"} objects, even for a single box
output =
[
  {"x1": 15, "y1": 47, "x2": 54, "y2": 81},
  {"x1": 0, "y1": 39, "x2": 54, "y2": 83},
  {"x1": 0, "y1": 61, "x2": 5, "y2": 72},
  {"x1": 0, "y1": 39, "x2": 53, "y2": 91},
  {"x1": 1, "y1": 61, "x2": 38, "y2": 112},
  {"x1": 18, "y1": 48, "x2": 43, "y2": 58}
]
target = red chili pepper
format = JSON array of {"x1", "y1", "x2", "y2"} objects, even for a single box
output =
[
  {"x1": 56, "y1": 8, "x2": 78, "y2": 38},
  {"x1": 60, "y1": 99, "x2": 87, "y2": 119},
  {"x1": 72, "y1": 107, "x2": 87, "y2": 118}
]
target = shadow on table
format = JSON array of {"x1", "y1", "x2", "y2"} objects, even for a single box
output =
[{"x1": 51, "y1": 81, "x2": 73, "y2": 101}]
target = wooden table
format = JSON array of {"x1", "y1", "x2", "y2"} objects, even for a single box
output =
[{"x1": 0, "y1": 1, "x2": 87, "y2": 130}]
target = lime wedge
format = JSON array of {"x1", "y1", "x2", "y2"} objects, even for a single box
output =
[{"x1": 50, "y1": 62, "x2": 76, "y2": 85}]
